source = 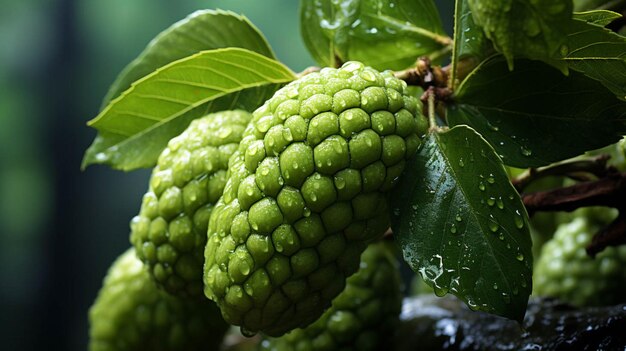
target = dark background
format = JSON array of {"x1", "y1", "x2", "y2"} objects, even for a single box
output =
[{"x1": 0, "y1": 1, "x2": 453, "y2": 350}]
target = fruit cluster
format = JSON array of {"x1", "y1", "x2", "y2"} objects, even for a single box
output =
[{"x1": 89, "y1": 62, "x2": 425, "y2": 350}]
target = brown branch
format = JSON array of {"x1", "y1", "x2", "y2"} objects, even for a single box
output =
[
  {"x1": 522, "y1": 172, "x2": 626, "y2": 255},
  {"x1": 522, "y1": 172, "x2": 626, "y2": 214},
  {"x1": 587, "y1": 214, "x2": 626, "y2": 257}
]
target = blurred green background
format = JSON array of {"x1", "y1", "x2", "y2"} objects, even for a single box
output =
[{"x1": 0, "y1": 1, "x2": 453, "y2": 350}]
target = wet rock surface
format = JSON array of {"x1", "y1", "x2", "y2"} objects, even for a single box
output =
[{"x1": 395, "y1": 295, "x2": 626, "y2": 350}]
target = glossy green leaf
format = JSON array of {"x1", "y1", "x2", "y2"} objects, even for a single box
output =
[
  {"x1": 299, "y1": 0, "x2": 451, "y2": 70},
  {"x1": 101, "y1": 10, "x2": 275, "y2": 108},
  {"x1": 557, "y1": 18, "x2": 626, "y2": 100},
  {"x1": 467, "y1": 0, "x2": 572, "y2": 71},
  {"x1": 82, "y1": 48, "x2": 295, "y2": 171},
  {"x1": 450, "y1": 0, "x2": 494, "y2": 89},
  {"x1": 448, "y1": 58, "x2": 626, "y2": 168},
  {"x1": 390, "y1": 125, "x2": 532, "y2": 322},
  {"x1": 573, "y1": 10, "x2": 622, "y2": 26}
]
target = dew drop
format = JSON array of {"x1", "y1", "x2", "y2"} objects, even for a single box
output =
[
  {"x1": 520, "y1": 146, "x2": 532, "y2": 157},
  {"x1": 487, "y1": 197, "x2": 496, "y2": 207},
  {"x1": 496, "y1": 197, "x2": 504, "y2": 210},
  {"x1": 488, "y1": 219, "x2": 499, "y2": 233},
  {"x1": 303, "y1": 208, "x2": 311, "y2": 217},
  {"x1": 335, "y1": 177, "x2": 346, "y2": 189},
  {"x1": 218, "y1": 127, "x2": 233, "y2": 138},
  {"x1": 514, "y1": 210, "x2": 525, "y2": 229},
  {"x1": 478, "y1": 182, "x2": 486, "y2": 191},
  {"x1": 239, "y1": 262, "x2": 251, "y2": 276},
  {"x1": 360, "y1": 70, "x2": 376, "y2": 82},
  {"x1": 487, "y1": 174, "x2": 495, "y2": 184},
  {"x1": 502, "y1": 292, "x2": 511, "y2": 304},
  {"x1": 516, "y1": 253, "x2": 524, "y2": 261},
  {"x1": 493, "y1": 283, "x2": 498, "y2": 290},
  {"x1": 274, "y1": 242, "x2": 283, "y2": 252},
  {"x1": 487, "y1": 121, "x2": 499, "y2": 131},
  {"x1": 455, "y1": 214, "x2": 462, "y2": 222},
  {"x1": 342, "y1": 61, "x2": 363, "y2": 72},
  {"x1": 458, "y1": 158, "x2": 465, "y2": 167},
  {"x1": 282, "y1": 129, "x2": 293, "y2": 142},
  {"x1": 450, "y1": 224, "x2": 457, "y2": 234}
]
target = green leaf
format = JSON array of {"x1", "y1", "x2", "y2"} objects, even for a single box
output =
[
  {"x1": 101, "y1": 9, "x2": 275, "y2": 108},
  {"x1": 450, "y1": 0, "x2": 494, "y2": 89},
  {"x1": 390, "y1": 125, "x2": 532, "y2": 322},
  {"x1": 573, "y1": 9, "x2": 622, "y2": 26},
  {"x1": 82, "y1": 48, "x2": 295, "y2": 171},
  {"x1": 448, "y1": 57, "x2": 626, "y2": 168},
  {"x1": 467, "y1": 0, "x2": 572, "y2": 71},
  {"x1": 299, "y1": 0, "x2": 451, "y2": 70},
  {"x1": 557, "y1": 18, "x2": 626, "y2": 100}
]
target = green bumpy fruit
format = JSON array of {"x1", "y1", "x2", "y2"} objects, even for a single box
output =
[
  {"x1": 131, "y1": 110, "x2": 251, "y2": 297},
  {"x1": 204, "y1": 61, "x2": 426, "y2": 336},
  {"x1": 88, "y1": 248, "x2": 228, "y2": 351},
  {"x1": 259, "y1": 242, "x2": 402, "y2": 351},
  {"x1": 533, "y1": 211, "x2": 626, "y2": 307}
]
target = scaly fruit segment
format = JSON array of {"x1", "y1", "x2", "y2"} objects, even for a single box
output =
[
  {"x1": 131, "y1": 110, "x2": 251, "y2": 297},
  {"x1": 204, "y1": 61, "x2": 426, "y2": 336},
  {"x1": 88, "y1": 249, "x2": 228, "y2": 351},
  {"x1": 533, "y1": 209, "x2": 626, "y2": 307},
  {"x1": 259, "y1": 242, "x2": 403, "y2": 351}
]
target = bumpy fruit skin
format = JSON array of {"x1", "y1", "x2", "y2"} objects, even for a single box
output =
[
  {"x1": 130, "y1": 110, "x2": 251, "y2": 297},
  {"x1": 259, "y1": 242, "x2": 402, "y2": 351},
  {"x1": 204, "y1": 61, "x2": 426, "y2": 336},
  {"x1": 533, "y1": 210, "x2": 626, "y2": 307},
  {"x1": 88, "y1": 249, "x2": 228, "y2": 351}
]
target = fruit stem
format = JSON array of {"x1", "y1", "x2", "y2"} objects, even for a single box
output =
[{"x1": 427, "y1": 89, "x2": 437, "y2": 131}]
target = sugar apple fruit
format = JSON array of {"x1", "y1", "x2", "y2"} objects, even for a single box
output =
[
  {"x1": 88, "y1": 248, "x2": 228, "y2": 351},
  {"x1": 259, "y1": 242, "x2": 402, "y2": 351},
  {"x1": 130, "y1": 110, "x2": 251, "y2": 297},
  {"x1": 204, "y1": 61, "x2": 427, "y2": 336},
  {"x1": 533, "y1": 209, "x2": 626, "y2": 307}
]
